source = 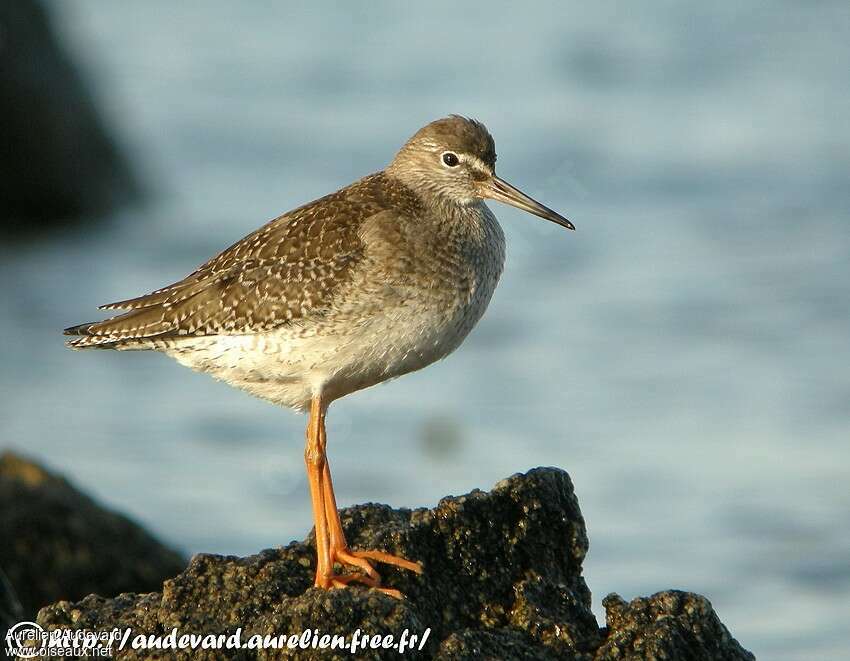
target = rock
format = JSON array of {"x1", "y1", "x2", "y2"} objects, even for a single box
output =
[
  {"x1": 0, "y1": 451, "x2": 185, "y2": 624},
  {"x1": 33, "y1": 467, "x2": 754, "y2": 660},
  {"x1": 596, "y1": 592, "x2": 755, "y2": 661},
  {"x1": 0, "y1": 565, "x2": 25, "y2": 635},
  {"x1": 438, "y1": 628, "x2": 559, "y2": 660},
  {"x1": 0, "y1": 0, "x2": 139, "y2": 233}
]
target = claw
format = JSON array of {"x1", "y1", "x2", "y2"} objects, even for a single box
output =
[{"x1": 374, "y1": 587, "x2": 403, "y2": 599}]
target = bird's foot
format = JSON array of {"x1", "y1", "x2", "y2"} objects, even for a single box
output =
[
  {"x1": 315, "y1": 545, "x2": 423, "y2": 599},
  {"x1": 327, "y1": 573, "x2": 404, "y2": 600},
  {"x1": 349, "y1": 549, "x2": 423, "y2": 575}
]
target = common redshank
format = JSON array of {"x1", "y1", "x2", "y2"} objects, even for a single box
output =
[{"x1": 65, "y1": 115, "x2": 574, "y2": 597}]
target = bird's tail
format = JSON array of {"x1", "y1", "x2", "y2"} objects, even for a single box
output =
[
  {"x1": 64, "y1": 322, "x2": 118, "y2": 349},
  {"x1": 63, "y1": 306, "x2": 173, "y2": 350}
]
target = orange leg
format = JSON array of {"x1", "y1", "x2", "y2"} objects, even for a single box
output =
[
  {"x1": 304, "y1": 394, "x2": 423, "y2": 596},
  {"x1": 322, "y1": 459, "x2": 382, "y2": 582},
  {"x1": 304, "y1": 395, "x2": 332, "y2": 587},
  {"x1": 323, "y1": 457, "x2": 424, "y2": 575}
]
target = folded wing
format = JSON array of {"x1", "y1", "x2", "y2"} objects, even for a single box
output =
[{"x1": 63, "y1": 176, "x2": 386, "y2": 349}]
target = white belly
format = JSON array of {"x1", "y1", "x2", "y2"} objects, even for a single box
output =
[{"x1": 165, "y1": 288, "x2": 489, "y2": 411}]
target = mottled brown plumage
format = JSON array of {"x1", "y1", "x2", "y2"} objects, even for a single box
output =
[{"x1": 66, "y1": 172, "x2": 426, "y2": 346}]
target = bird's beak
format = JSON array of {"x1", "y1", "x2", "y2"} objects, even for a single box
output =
[{"x1": 484, "y1": 176, "x2": 575, "y2": 230}]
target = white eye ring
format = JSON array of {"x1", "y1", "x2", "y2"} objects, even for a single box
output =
[{"x1": 441, "y1": 152, "x2": 460, "y2": 167}]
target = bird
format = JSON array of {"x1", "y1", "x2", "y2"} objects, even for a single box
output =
[{"x1": 64, "y1": 115, "x2": 574, "y2": 598}]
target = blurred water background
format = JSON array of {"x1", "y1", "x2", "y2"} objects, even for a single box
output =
[{"x1": 2, "y1": 2, "x2": 849, "y2": 658}]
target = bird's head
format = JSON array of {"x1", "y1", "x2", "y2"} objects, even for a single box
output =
[{"x1": 387, "y1": 115, "x2": 574, "y2": 230}]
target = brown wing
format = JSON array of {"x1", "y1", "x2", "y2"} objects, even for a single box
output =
[{"x1": 65, "y1": 172, "x2": 412, "y2": 348}]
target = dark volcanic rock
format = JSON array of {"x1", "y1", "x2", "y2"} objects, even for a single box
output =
[
  {"x1": 596, "y1": 591, "x2": 755, "y2": 661},
  {"x1": 37, "y1": 469, "x2": 596, "y2": 659},
  {"x1": 0, "y1": 452, "x2": 185, "y2": 622},
  {"x1": 34, "y1": 467, "x2": 754, "y2": 660},
  {"x1": 0, "y1": 0, "x2": 139, "y2": 233},
  {"x1": 0, "y1": 565, "x2": 25, "y2": 635}
]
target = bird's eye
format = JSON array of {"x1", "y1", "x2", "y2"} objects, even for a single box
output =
[{"x1": 442, "y1": 152, "x2": 459, "y2": 167}]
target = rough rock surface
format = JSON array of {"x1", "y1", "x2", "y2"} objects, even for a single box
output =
[
  {"x1": 35, "y1": 467, "x2": 753, "y2": 660},
  {"x1": 0, "y1": 452, "x2": 185, "y2": 624},
  {"x1": 596, "y1": 591, "x2": 754, "y2": 660},
  {"x1": 1, "y1": 565, "x2": 25, "y2": 635}
]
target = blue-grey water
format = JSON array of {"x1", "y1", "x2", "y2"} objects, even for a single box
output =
[{"x1": 2, "y1": 2, "x2": 849, "y2": 658}]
